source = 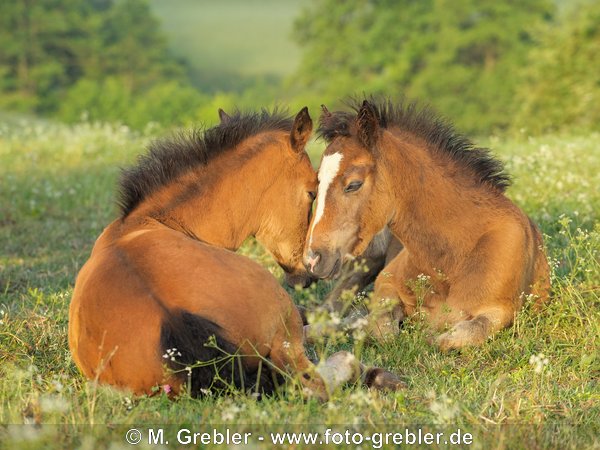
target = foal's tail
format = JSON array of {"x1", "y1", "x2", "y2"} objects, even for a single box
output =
[{"x1": 160, "y1": 310, "x2": 280, "y2": 397}]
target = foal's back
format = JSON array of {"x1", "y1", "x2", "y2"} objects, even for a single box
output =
[{"x1": 69, "y1": 217, "x2": 295, "y2": 393}]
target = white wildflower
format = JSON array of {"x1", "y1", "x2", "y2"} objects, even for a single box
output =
[
  {"x1": 429, "y1": 394, "x2": 459, "y2": 423},
  {"x1": 162, "y1": 348, "x2": 181, "y2": 361},
  {"x1": 417, "y1": 273, "x2": 431, "y2": 283},
  {"x1": 123, "y1": 397, "x2": 133, "y2": 411},
  {"x1": 529, "y1": 353, "x2": 549, "y2": 374},
  {"x1": 220, "y1": 401, "x2": 244, "y2": 422},
  {"x1": 330, "y1": 312, "x2": 341, "y2": 326},
  {"x1": 350, "y1": 317, "x2": 369, "y2": 341},
  {"x1": 40, "y1": 394, "x2": 69, "y2": 414}
]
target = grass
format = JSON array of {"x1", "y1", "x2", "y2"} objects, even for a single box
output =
[{"x1": 0, "y1": 118, "x2": 598, "y2": 449}]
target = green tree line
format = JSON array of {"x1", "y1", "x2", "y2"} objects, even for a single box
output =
[
  {"x1": 0, "y1": 0, "x2": 210, "y2": 128},
  {"x1": 1, "y1": 0, "x2": 599, "y2": 134},
  {"x1": 293, "y1": 0, "x2": 600, "y2": 134}
]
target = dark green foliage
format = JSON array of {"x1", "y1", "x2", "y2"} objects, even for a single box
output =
[
  {"x1": 91, "y1": 0, "x2": 184, "y2": 89},
  {"x1": 0, "y1": 0, "x2": 94, "y2": 112},
  {"x1": 0, "y1": 0, "x2": 197, "y2": 127},
  {"x1": 293, "y1": 0, "x2": 554, "y2": 133},
  {"x1": 515, "y1": 0, "x2": 600, "y2": 133},
  {"x1": 1, "y1": 0, "x2": 600, "y2": 134}
]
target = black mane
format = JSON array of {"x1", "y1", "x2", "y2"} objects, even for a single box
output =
[
  {"x1": 318, "y1": 98, "x2": 511, "y2": 192},
  {"x1": 118, "y1": 109, "x2": 293, "y2": 216}
]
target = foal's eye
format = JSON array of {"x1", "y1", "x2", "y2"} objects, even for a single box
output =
[
  {"x1": 344, "y1": 181, "x2": 363, "y2": 193},
  {"x1": 308, "y1": 191, "x2": 316, "y2": 201}
]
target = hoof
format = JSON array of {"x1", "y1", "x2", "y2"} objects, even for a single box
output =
[
  {"x1": 436, "y1": 331, "x2": 464, "y2": 352},
  {"x1": 317, "y1": 351, "x2": 362, "y2": 394},
  {"x1": 435, "y1": 318, "x2": 490, "y2": 352},
  {"x1": 363, "y1": 367, "x2": 406, "y2": 391}
]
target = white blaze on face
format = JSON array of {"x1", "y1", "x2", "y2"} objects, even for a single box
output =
[{"x1": 308, "y1": 152, "x2": 343, "y2": 247}]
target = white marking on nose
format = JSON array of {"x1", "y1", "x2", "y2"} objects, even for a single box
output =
[
  {"x1": 306, "y1": 252, "x2": 321, "y2": 272},
  {"x1": 308, "y1": 152, "x2": 343, "y2": 248}
]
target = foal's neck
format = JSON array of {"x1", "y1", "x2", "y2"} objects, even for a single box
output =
[
  {"x1": 384, "y1": 132, "x2": 497, "y2": 268},
  {"x1": 128, "y1": 135, "x2": 280, "y2": 250}
]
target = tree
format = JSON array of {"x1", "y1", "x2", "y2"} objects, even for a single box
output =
[
  {"x1": 515, "y1": 0, "x2": 600, "y2": 133},
  {"x1": 90, "y1": 0, "x2": 185, "y2": 93},
  {"x1": 0, "y1": 0, "x2": 187, "y2": 116},
  {"x1": 293, "y1": 0, "x2": 553, "y2": 133},
  {"x1": 0, "y1": 0, "x2": 93, "y2": 111}
]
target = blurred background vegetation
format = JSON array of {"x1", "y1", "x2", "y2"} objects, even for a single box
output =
[{"x1": 0, "y1": 0, "x2": 599, "y2": 135}]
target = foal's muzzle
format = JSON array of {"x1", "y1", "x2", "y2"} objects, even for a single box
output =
[{"x1": 303, "y1": 248, "x2": 342, "y2": 279}]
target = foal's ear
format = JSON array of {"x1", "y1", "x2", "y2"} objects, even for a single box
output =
[
  {"x1": 357, "y1": 100, "x2": 380, "y2": 149},
  {"x1": 290, "y1": 106, "x2": 313, "y2": 153},
  {"x1": 218, "y1": 108, "x2": 231, "y2": 124}
]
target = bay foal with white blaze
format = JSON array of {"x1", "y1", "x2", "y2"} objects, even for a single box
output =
[{"x1": 304, "y1": 100, "x2": 550, "y2": 351}]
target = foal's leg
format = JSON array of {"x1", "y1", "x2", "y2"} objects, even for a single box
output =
[
  {"x1": 304, "y1": 234, "x2": 404, "y2": 345},
  {"x1": 323, "y1": 230, "x2": 402, "y2": 314},
  {"x1": 435, "y1": 229, "x2": 526, "y2": 352},
  {"x1": 435, "y1": 300, "x2": 515, "y2": 352},
  {"x1": 303, "y1": 254, "x2": 384, "y2": 345},
  {"x1": 316, "y1": 351, "x2": 405, "y2": 393},
  {"x1": 368, "y1": 250, "x2": 419, "y2": 339},
  {"x1": 270, "y1": 308, "x2": 404, "y2": 397},
  {"x1": 269, "y1": 309, "x2": 328, "y2": 401},
  {"x1": 323, "y1": 254, "x2": 385, "y2": 314}
]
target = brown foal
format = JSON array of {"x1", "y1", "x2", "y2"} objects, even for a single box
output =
[
  {"x1": 304, "y1": 99, "x2": 550, "y2": 351},
  {"x1": 69, "y1": 108, "x2": 326, "y2": 397}
]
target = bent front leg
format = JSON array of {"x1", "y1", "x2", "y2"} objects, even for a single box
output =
[
  {"x1": 324, "y1": 228, "x2": 401, "y2": 314},
  {"x1": 435, "y1": 306, "x2": 515, "y2": 352},
  {"x1": 324, "y1": 253, "x2": 386, "y2": 314},
  {"x1": 434, "y1": 228, "x2": 527, "y2": 351},
  {"x1": 367, "y1": 250, "x2": 417, "y2": 340}
]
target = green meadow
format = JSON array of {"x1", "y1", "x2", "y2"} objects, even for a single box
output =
[{"x1": 0, "y1": 119, "x2": 598, "y2": 449}]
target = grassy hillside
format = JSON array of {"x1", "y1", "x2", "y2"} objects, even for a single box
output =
[
  {"x1": 148, "y1": 0, "x2": 307, "y2": 91},
  {"x1": 0, "y1": 119, "x2": 598, "y2": 449}
]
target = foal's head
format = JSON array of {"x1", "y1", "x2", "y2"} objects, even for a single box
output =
[
  {"x1": 303, "y1": 102, "x2": 394, "y2": 279},
  {"x1": 121, "y1": 107, "x2": 317, "y2": 288},
  {"x1": 251, "y1": 107, "x2": 318, "y2": 287}
]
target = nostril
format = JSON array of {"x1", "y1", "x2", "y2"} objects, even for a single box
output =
[
  {"x1": 306, "y1": 250, "x2": 321, "y2": 273},
  {"x1": 308, "y1": 255, "x2": 320, "y2": 272}
]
